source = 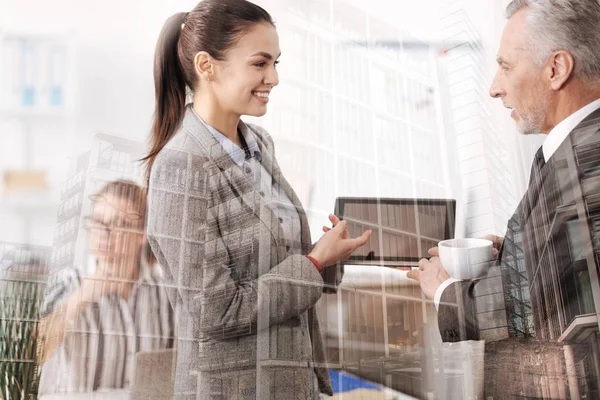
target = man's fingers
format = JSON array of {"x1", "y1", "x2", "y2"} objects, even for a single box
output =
[
  {"x1": 483, "y1": 234, "x2": 504, "y2": 248},
  {"x1": 323, "y1": 226, "x2": 331, "y2": 232},
  {"x1": 428, "y1": 247, "x2": 439, "y2": 257},
  {"x1": 406, "y1": 269, "x2": 420, "y2": 281},
  {"x1": 483, "y1": 234, "x2": 501, "y2": 246},
  {"x1": 418, "y1": 257, "x2": 429, "y2": 271}
]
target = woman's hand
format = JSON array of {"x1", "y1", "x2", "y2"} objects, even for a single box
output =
[{"x1": 308, "y1": 214, "x2": 371, "y2": 267}]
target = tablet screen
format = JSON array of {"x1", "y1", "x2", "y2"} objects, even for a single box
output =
[{"x1": 334, "y1": 197, "x2": 456, "y2": 265}]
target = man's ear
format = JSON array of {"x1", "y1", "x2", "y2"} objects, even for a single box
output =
[{"x1": 548, "y1": 50, "x2": 575, "y2": 91}]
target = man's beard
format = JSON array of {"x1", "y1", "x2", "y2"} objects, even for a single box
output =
[{"x1": 515, "y1": 95, "x2": 550, "y2": 135}]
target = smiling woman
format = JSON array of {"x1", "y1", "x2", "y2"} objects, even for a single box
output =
[
  {"x1": 142, "y1": 0, "x2": 280, "y2": 175},
  {"x1": 142, "y1": 0, "x2": 372, "y2": 399}
]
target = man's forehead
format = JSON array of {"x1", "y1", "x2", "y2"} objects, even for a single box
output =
[
  {"x1": 502, "y1": 8, "x2": 529, "y2": 46},
  {"x1": 496, "y1": 47, "x2": 527, "y2": 64},
  {"x1": 497, "y1": 11, "x2": 529, "y2": 62}
]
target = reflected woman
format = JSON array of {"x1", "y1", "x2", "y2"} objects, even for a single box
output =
[{"x1": 38, "y1": 180, "x2": 174, "y2": 397}]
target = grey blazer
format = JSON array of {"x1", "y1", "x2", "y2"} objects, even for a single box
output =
[
  {"x1": 147, "y1": 105, "x2": 339, "y2": 399},
  {"x1": 437, "y1": 107, "x2": 600, "y2": 397}
]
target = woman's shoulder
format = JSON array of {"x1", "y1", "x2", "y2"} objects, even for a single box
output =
[
  {"x1": 40, "y1": 266, "x2": 82, "y2": 317},
  {"x1": 245, "y1": 122, "x2": 274, "y2": 148},
  {"x1": 151, "y1": 130, "x2": 211, "y2": 175}
]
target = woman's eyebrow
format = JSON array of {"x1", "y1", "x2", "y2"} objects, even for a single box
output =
[{"x1": 248, "y1": 51, "x2": 281, "y2": 60}]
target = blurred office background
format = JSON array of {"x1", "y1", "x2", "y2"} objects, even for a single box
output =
[
  {"x1": 4, "y1": 0, "x2": 585, "y2": 399},
  {"x1": 0, "y1": 0, "x2": 546, "y2": 247}
]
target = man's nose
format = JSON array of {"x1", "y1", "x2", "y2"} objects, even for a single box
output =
[{"x1": 489, "y1": 74, "x2": 503, "y2": 98}]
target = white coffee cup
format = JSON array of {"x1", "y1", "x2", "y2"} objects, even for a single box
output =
[{"x1": 438, "y1": 238, "x2": 493, "y2": 280}]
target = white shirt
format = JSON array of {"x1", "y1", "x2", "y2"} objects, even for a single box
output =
[
  {"x1": 434, "y1": 98, "x2": 600, "y2": 311},
  {"x1": 542, "y1": 98, "x2": 600, "y2": 162}
]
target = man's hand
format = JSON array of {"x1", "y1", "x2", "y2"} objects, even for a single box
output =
[
  {"x1": 406, "y1": 248, "x2": 450, "y2": 299},
  {"x1": 483, "y1": 234, "x2": 503, "y2": 260}
]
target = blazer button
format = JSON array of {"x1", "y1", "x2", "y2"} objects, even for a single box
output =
[
  {"x1": 259, "y1": 191, "x2": 265, "y2": 196},
  {"x1": 245, "y1": 167, "x2": 252, "y2": 174},
  {"x1": 286, "y1": 245, "x2": 291, "y2": 252},
  {"x1": 278, "y1": 217, "x2": 283, "y2": 223}
]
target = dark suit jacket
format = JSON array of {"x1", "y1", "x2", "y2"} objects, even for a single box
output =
[
  {"x1": 146, "y1": 105, "x2": 341, "y2": 399},
  {"x1": 438, "y1": 107, "x2": 600, "y2": 397}
]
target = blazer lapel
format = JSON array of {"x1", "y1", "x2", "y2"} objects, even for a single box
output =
[
  {"x1": 247, "y1": 124, "x2": 312, "y2": 251},
  {"x1": 182, "y1": 106, "x2": 280, "y2": 246}
]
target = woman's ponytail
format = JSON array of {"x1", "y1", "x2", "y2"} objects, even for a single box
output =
[{"x1": 143, "y1": 12, "x2": 187, "y2": 184}]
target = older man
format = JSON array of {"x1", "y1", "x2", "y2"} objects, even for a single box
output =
[{"x1": 409, "y1": 0, "x2": 600, "y2": 398}]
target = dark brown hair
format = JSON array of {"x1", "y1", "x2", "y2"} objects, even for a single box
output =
[{"x1": 142, "y1": 0, "x2": 275, "y2": 182}]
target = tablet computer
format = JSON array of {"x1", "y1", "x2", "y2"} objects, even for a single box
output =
[{"x1": 334, "y1": 197, "x2": 456, "y2": 266}]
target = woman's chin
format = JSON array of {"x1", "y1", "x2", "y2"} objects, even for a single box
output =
[{"x1": 245, "y1": 105, "x2": 268, "y2": 117}]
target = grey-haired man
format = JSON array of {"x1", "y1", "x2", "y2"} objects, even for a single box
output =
[{"x1": 410, "y1": 1, "x2": 600, "y2": 398}]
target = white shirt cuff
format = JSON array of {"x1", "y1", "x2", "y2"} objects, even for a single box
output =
[{"x1": 434, "y1": 278, "x2": 461, "y2": 311}]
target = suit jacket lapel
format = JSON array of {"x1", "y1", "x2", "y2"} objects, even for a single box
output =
[
  {"x1": 182, "y1": 106, "x2": 280, "y2": 246},
  {"x1": 247, "y1": 124, "x2": 312, "y2": 251}
]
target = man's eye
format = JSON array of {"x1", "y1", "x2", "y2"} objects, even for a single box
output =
[{"x1": 256, "y1": 62, "x2": 266, "y2": 67}]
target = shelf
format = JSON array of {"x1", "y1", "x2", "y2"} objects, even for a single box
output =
[
  {"x1": 0, "y1": 106, "x2": 70, "y2": 119},
  {"x1": 0, "y1": 192, "x2": 60, "y2": 213}
]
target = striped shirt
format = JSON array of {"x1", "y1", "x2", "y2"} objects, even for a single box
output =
[{"x1": 38, "y1": 264, "x2": 174, "y2": 395}]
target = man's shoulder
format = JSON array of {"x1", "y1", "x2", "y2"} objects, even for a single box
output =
[{"x1": 571, "y1": 106, "x2": 600, "y2": 145}]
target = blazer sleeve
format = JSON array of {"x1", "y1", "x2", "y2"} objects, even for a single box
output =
[
  {"x1": 147, "y1": 142, "x2": 325, "y2": 341},
  {"x1": 437, "y1": 280, "x2": 480, "y2": 342}
]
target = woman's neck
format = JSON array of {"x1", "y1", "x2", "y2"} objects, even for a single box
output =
[{"x1": 193, "y1": 98, "x2": 241, "y2": 146}]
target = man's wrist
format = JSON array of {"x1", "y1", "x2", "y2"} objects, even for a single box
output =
[{"x1": 434, "y1": 278, "x2": 461, "y2": 311}]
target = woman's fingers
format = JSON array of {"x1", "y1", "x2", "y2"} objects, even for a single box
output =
[
  {"x1": 346, "y1": 229, "x2": 372, "y2": 251},
  {"x1": 329, "y1": 214, "x2": 341, "y2": 225},
  {"x1": 323, "y1": 215, "x2": 350, "y2": 238},
  {"x1": 333, "y1": 219, "x2": 347, "y2": 232}
]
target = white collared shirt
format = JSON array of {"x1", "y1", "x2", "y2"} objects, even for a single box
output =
[
  {"x1": 542, "y1": 98, "x2": 600, "y2": 162},
  {"x1": 434, "y1": 97, "x2": 600, "y2": 311}
]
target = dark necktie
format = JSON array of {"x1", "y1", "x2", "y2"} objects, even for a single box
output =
[
  {"x1": 528, "y1": 146, "x2": 546, "y2": 186},
  {"x1": 520, "y1": 145, "x2": 546, "y2": 224}
]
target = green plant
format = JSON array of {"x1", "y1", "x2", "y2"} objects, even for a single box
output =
[{"x1": 0, "y1": 277, "x2": 45, "y2": 400}]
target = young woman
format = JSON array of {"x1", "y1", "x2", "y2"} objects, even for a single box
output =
[
  {"x1": 144, "y1": 0, "x2": 371, "y2": 398},
  {"x1": 38, "y1": 180, "x2": 174, "y2": 396}
]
